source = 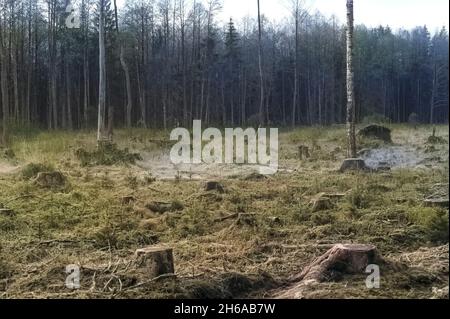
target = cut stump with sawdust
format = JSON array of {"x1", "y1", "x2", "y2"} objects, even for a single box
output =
[{"x1": 134, "y1": 246, "x2": 175, "y2": 279}]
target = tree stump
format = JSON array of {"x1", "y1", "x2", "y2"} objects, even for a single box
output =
[
  {"x1": 236, "y1": 213, "x2": 257, "y2": 227},
  {"x1": 121, "y1": 195, "x2": 136, "y2": 205},
  {"x1": 204, "y1": 181, "x2": 225, "y2": 193},
  {"x1": 134, "y1": 246, "x2": 175, "y2": 279},
  {"x1": 34, "y1": 171, "x2": 67, "y2": 188},
  {"x1": 298, "y1": 145, "x2": 311, "y2": 160},
  {"x1": 296, "y1": 244, "x2": 381, "y2": 283},
  {"x1": 339, "y1": 158, "x2": 368, "y2": 173},
  {"x1": 310, "y1": 196, "x2": 333, "y2": 212}
]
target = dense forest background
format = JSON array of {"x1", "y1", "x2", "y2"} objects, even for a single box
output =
[{"x1": 0, "y1": 0, "x2": 448, "y2": 133}]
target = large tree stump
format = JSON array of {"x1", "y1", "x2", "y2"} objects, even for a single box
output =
[
  {"x1": 134, "y1": 246, "x2": 175, "y2": 279},
  {"x1": 296, "y1": 244, "x2": 382, "y2": 282},
  {"x1": 339, "y1": 158, "x2": 368, "y2": 173}
]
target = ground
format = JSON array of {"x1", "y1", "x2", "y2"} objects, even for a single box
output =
[{"x1": 0, "y1": 124, "x2": 448, "y2": 299}]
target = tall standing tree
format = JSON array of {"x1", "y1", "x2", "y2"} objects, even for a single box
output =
[
  {"x1": 291, "y1": 0, "x2": 305, "y2": 128},
  {"x1": 257, "y1": 0, "x2": 264, "y2": 126},
  {"x1": 346, "y1": 0, "x2": 356, "y2": 158},
  {"x1": 0, "y1": 6, "x2": 9, "y2": 145},
  {"x1": 113, "y1": 0, "x2": 132, "y2": 128},
  {"x1": 97, "y1": 0, "x2": 107, "y2": 142}
]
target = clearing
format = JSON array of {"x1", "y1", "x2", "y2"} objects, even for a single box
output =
[{"x1": 0, "y1": 124, "x2": 448, "y2": 299}]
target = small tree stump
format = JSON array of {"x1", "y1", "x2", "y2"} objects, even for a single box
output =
[
  {"x1": 298, "y1": 145, "x2": 311, "y2": 160},
  {"x1": 236, "y1": 213, "x2": 257, "y2": 227},
  {"x1": 134, "y1": 246, "x2": 175, "y2": 279},
  {"x1": 310, "y1": 197, "x2": 333, "y2": 212},
  {"x1": 121, "y1": 195, "x2": 136, "y2": 205},
  {"x1": 204, "y1": 181, "x2": 225, "y2": 193},
  {"x1": 339, "y1": 158, "x2": 368, "y2": 173},
  {"x1": 296, "y1": 244, "x2": 382, "y2": 283},
  {"x1": 34, "y1": 171, "x2": 67, "y2": 188}
]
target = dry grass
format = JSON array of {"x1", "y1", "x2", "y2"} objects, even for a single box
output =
[{"x1": 0, "y1": 124, "x2": 448, "y2": 299}]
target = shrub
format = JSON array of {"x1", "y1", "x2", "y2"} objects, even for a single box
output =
[{"x1": 75, "y1": 142, "x2": 142, "y2": 167}]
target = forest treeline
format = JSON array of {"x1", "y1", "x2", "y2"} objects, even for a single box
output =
[{"x1": 0, "y1": 0, "x2": 448, "y2": 135}]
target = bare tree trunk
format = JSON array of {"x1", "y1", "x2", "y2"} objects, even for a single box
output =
[
  {"x1": 11, "y1": 45, "x2": 19, "y2": 122},
  {"x1": 65, "y1": 58, "x2": 73, "y2": 130},
  {"x1": 82, "y1": 0, "x2": 90, "y2": 129},
  {"x1": 292, "y1": 0, "x2": 300, "y2": 128},
  {"x1": 0, "y1": 26, "x2": 9, "y2": 145},
  {"x1": 113, "y1": 0, "x2": 132, "y2": 128},
  {"x1": 257, "y1": 0, "x2": 264, "y2": 126},
  {"x1": 430, "y1": 63, "x2": 437, "y2": 124},
  {"x1": 121, "y1": 46, "x2": 132, "y2": 128},
  {"x1": 97, "y1": 0, "x2": 107, "y2": 142},
  {"x1": 241, "y1": 69, "x2": 247, "y2": 126},
  {"x1": 346, "y1": 0, "x2": 357, "y2": 158}
]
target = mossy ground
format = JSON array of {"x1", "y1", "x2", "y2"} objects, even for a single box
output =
[{"x1": 0, "y1": 125, "x2": 448, "y2": 299}]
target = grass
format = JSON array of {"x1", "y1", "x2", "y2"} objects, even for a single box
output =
[{"x1": 0, "y1": 124, "x2": 448, "y2": 299}]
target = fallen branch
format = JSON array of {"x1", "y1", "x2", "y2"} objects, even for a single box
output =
[
  {"x1": 214, "y1": 213, "x2": 239, "y2": 223},
  {"x1": 113, "y1": 273, "x2": 176, "y2": 296}
]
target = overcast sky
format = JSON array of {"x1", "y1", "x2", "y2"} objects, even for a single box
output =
[
  {"x1": 115, "y1": 0, "x2": 449, "y2": 32},
  {"x1": 219, "y1": 0, "x2": 449, "y2": 32}
]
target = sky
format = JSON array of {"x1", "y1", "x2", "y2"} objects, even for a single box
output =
[
  {"x1": 218, "y1": 0, "x2": 449, "y2": 32},
  {"x1": 115, "y1": 0, "x2": 449, "y2": 32}
]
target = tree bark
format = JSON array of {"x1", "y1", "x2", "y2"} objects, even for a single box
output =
[
  {"x1": 346, "y1": 0, "x2": 357, "y2": 158},
  {"x1": 0, "y1": 25, "x2": 9, "y2": 145},
  {"x1": 257, "y1": 0, "x2": 264, "y2": 126},
  {"x1": 97, "y1": 0, "x2": 107, "y2": 142}
]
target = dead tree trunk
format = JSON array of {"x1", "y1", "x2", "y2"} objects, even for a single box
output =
[{"x1": 346, "y1": 0, "x2": 357, "y2": 158}]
